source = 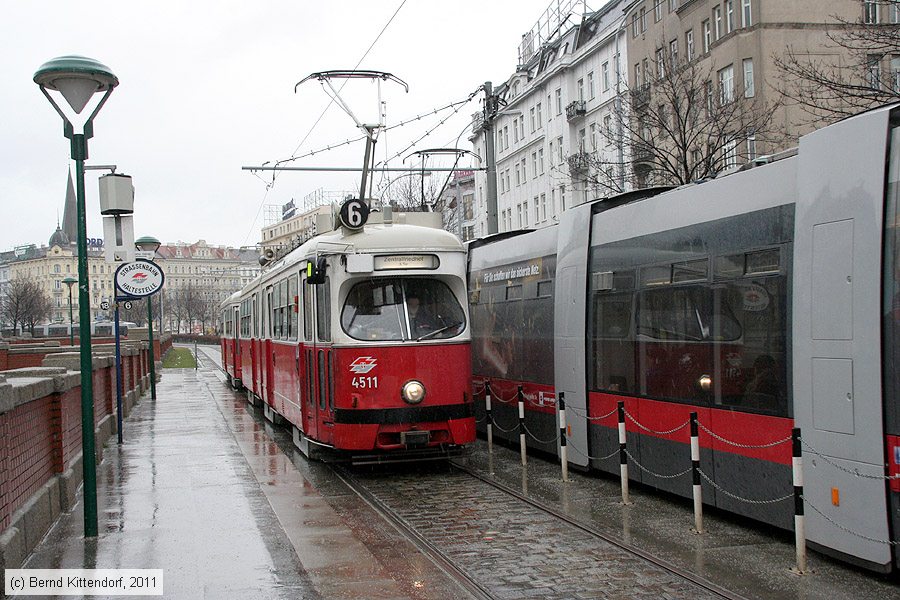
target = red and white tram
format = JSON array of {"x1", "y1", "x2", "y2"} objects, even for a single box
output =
[
  {"x1": 221, "y1": 201, "x2": 475, "y2": 461},
  {"x1": 469, "y1": 104, "x2": 900, "y2": 571}
]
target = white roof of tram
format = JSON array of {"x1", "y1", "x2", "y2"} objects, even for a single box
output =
[{"x1": 252, "y1": 221, "x2": 464, "y2": 290}]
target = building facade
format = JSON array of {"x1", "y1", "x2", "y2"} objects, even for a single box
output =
[
  {"x1": 154, "y1": 240, "x2": 260, "y2": 333},
  {"x1": 439, "y1": 170, "x2": 477, "y2": 241},
  {"x1": 623, "y1": 0, "x2": 873, "y2": 176},
  {"x1": 261, "y1": 189, "x2": 356, "y2": 261},
  {"x1": 470, "y1": 0, "x2": 630, "y2": 236}
]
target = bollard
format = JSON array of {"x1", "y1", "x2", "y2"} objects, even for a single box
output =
[
  {"x1": 690, "y1": 412, "x2": 703, "y2": 533},
  {"x1": 793, "y1": 428, "x2": 807, "y2": 574},
  {"x1": 485, "y1": 382, "x2": 494, "y2": 453},
  {"x1": 114, "y1": 303, "x2": 124, "y2": 445},
  {"x1": 518, "y1": 385, "x2": 527, "y2": 467},
  {"x1": 559, "y1": 392, "x2": 568, "y2": 482},
  {"x1": 618, "y1": 401, "x2": 630, "y2": 504}
]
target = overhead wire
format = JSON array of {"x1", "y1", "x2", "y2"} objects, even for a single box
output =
[{"x1": 241, "y1": 0, "x2": 410, "y2": 245}]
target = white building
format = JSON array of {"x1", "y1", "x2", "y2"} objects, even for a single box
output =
[{"x1": 470, "y1": 0, "x2": 630, "y2": 235}]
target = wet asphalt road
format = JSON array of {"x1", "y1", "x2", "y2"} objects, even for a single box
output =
[{"x1": 18, "y1": 345, "x2": 900, "y2": 599}]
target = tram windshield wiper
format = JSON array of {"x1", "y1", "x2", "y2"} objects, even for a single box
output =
[{"x1": 416, "y1": 321, "x2": 463, "y2": 342}]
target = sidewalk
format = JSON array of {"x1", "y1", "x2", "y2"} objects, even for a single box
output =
[{"x1": 20, "y1": 357, "x2": 466, "y2": 600}]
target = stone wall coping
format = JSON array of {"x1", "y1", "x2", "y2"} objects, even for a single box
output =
[
  {"x1": 8, "y1": 346, "x2": 70, "y2": 355},
  {"x1": 0, "y1": 377, "x2": 56, "y2": 414},
  {"x1": 2, "y1": 367, "x2": 81, "y2": 395},
  {"x1": 41, "y1": 353, "x2": 115, "y2": 371}
]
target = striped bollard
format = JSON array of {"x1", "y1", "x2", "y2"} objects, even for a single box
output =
[
  {"x1": 485, "y1": 382, "x2": 494, "y2": 454},
  {"x1": 618, "y1": 401, "x2": 630, "y2": 504},
  {"x1": 690, "y1": 412, "x2": 703, "y2": 533},
  {"x1": 559, "y1": 392, "x2": 568, "y2": 482},
  {"x1": 518, "y1": 386, "x2": 527, "y2": 467},
  {"x1": 793, "y1": 428, "x2": 807, "y2": 574}
]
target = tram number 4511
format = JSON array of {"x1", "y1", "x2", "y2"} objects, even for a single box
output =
[{"x1": 352, "y1": 376, "x2": 379, "y2": 389}]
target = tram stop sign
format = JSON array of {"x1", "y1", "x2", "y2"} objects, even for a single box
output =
[
  {"x1": 114, "y1": 260, "x2": 165, "y2": 297},
  {"x1": 339, "y1": 198, "x2": 369, "y2": 230}
]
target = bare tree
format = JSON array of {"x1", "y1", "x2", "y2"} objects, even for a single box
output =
[
  {"x1": 2, "y1": 278, "x2": 52, "y2": 335},
  {"x1": 375, "y1": 174, "x2": 462, "y2": 233},
  {"x1": 577, "y1": 57, "x2": 779, "y2": 193},
  {"x1": 120, "y1": 298, "x2": 148, "y2": 326},
  {"x1": 377, "y1": 174, "x2": 441, "y2": 212},
  {"x1": 776, "y1": 1, "x2": 900, "y2": 123}
]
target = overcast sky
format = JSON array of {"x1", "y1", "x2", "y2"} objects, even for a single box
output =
[{"x1": 0, "y1": 0, "x2": 580, "y2": 252}]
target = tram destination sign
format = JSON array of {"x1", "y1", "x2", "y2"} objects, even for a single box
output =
[{"x1": 114, "y1": 260, "x2": 165, "y2": 297}]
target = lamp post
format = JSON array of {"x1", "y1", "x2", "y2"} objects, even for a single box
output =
[
  {"x1": 135, "y1": 236, "x2": 161, "y2": 400},
  {"x1": 62, "y1": 276, "x2": 77, "y2": 345},
  {"x1": 35, "y1": 55, "x2": 118, "y2": 539}
]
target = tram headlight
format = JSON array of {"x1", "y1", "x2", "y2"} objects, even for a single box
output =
[{"x1": 401, "y1": 380, "x2": 426, "y2": 404}]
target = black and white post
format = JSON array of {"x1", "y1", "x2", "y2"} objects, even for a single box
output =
[
  {"x1": 793, "y1": 427, "x2": 807, "y2": 573},
  {"x1": 518, "y1": 385, "x2": 527, "y2": 467},
  {"x1": 485, "y1": 382, "x2": 494, "y2": 453},
  {"x1": 618, "y1": 401, "x2": 629, "y2": 504},
  {"x1": 559, "y1": 392, "x2": 568, "y2": 482},
  {"x1": 690, "y1": 412, "x2": 703, "y2": 533}
]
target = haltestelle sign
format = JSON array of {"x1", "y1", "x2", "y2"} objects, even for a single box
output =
[{"x1": 114, "y1": 260, "x2": 165, "y2": 297}]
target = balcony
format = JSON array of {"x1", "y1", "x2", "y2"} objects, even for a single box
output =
[
  {"x1": 565, "y1": 100, "x2": 587, "y2": 121},
  {"x1": 567, "y1": 151, "x2": 591, "y2": 175},
  {"x1": 630, "y1": 87, "x2": 650, "y2": 109}
]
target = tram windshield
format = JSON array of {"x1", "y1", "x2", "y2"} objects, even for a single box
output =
[{"x1": 341, "y1": 277, "x2": 466, "y2": 342}]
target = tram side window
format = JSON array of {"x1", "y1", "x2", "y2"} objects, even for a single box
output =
[
  {"x1": 270, "y1": 285, "x2": 281, "y2": 339},
  {"x1": 470, "y1": 277, "x2": 553, "y2": 384},
  {"x1": 590, "y1": 252, "x2": 788, "y2": 416},
  {"x1": 267, "y1": 288, "x2": 277, "y2": 339},
  {"x1": 883, "y1": 123, "x2": 900, "y2": 437},
  {"x1": 316, "y1": 277, "x2": 331, "y2": 342},
  {"x1": 252, "y1": 295, "x2": 258, "y2": 338},
  {"x1": 288, "y1": 276, "x2": 299, "y2": 341}
]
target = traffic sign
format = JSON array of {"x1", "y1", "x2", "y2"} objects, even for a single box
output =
[
  {"x1": 114, "y1": 260, "x2": 165, "y2": 297},
  {"x1": 100, "y1": 300, "x2": 110, "y2": 310}
]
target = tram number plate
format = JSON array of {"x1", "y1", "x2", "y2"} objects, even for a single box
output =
[{"x1": 352, "y1": 376, "x2": 378, "y2": 389}]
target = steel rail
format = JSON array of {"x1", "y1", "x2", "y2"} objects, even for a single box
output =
[
  {"x1": 450, "y1": 461, "x2": 749, "y2": 600},
  {"x1": 330, "y1": 464, "x2": 498, "y2": 600}
]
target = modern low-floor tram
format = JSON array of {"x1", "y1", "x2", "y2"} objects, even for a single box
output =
[{"x1": 468, "y1": 103, "x2": 900, "y2": 572}]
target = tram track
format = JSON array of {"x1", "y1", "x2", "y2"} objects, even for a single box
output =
[
  {"x1": 331, "y1": 460, "x2": 746, "y2": 600},
  {"x1": 331, "y1": 464, "x2": 499, "y2": 600},
  {"x1": 450, "y1": 460, "x2": 747, "y2": 600}
]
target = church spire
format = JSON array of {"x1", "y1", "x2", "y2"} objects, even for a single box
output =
[{"x1": 61, "y1": 168, "x2": 77, "y2": 244}]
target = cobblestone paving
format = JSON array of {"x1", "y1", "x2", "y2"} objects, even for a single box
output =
[{"x1": 353, "y1": 469, "x2": 721, "y2": 600}]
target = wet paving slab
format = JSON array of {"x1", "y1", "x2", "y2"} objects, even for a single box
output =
[{"x1": 22, "y1": 359, "x2": 471, "y2": 600}]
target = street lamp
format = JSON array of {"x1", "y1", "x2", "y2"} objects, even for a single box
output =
[
  {"x1": 135, "y1": 236, "x2": 161, "y2": 401},
  {"x1": 62, "y1": 276, "x2": 77, "y2": 346},
  {"x1": 35, "y1": 55, "x2": 118, "y2": 539}
]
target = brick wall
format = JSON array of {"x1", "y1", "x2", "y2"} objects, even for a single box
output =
[
  {"x1": 0, "y1": 396, "x2": 55, "y2": 531},
  {"x1": 0, "y1": 348, "x2": 152, "y2": 549}
]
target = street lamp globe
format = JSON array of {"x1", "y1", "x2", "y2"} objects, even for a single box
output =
[
  {"x1": 62, "y1": 276, "x2": 78, "y2": 289},
  {"x1": 33, "y1": 56, "x2": 118, "y2": 114},
  {"x1": 135, "y1": 236, "x2": 161, "y2": 253}
]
